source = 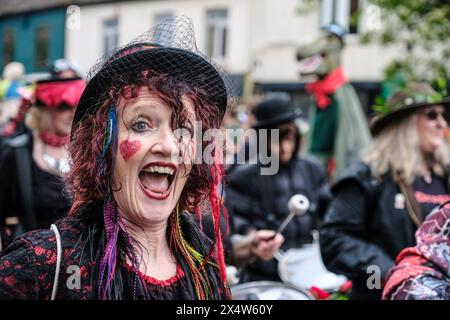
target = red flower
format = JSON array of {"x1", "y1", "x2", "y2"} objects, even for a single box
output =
[
  {"x1": 34, "y1": 246, "x2": 46, "y2": 256},
  {"x1": 47, "y1": 253, "x2": 57, "y2": 264},
  {"x1": 310, "y1": 286, "x2": 331, "y2": 300},
  {"x1": 339, "y1": 280, "x2": 352, "y2": 293},
  {"x1": 4, "y1": 275, "x2": 16, "y2": 286}
]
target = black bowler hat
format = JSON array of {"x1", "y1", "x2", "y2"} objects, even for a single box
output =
[{"x1": 253, "y1": 98, "x2": 302, "y2": 129}]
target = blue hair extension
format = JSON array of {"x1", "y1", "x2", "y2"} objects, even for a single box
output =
[
  {"x1": 97, "y1": 105, "x2": 117, "y2": 181},
  {"x1": 98, "y1": 105, "x2": 117, "y2": 161},
  {"x1": 109, "y1": 105, "x2": 118, "y2": 171},
  {"x1": 97, "y1": 105, "x2": 121, "y2": 299}
]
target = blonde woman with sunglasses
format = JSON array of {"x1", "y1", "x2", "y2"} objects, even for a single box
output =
[{"x1": 319, "y1": 82, "x2": 450, "y2": 300}]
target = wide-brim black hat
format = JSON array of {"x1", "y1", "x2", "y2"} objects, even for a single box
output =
[
  {"x1": 74, "y1": 47, "x2": 227, "y2": 127},
  {"x1": 371, "y1": 82, "x2": 450, "y2": 136},
  {"x1": 252, "y1": 98, "x2": 302, "y2": 129},
  {"x1": 71, "y1": 16, "x2": 234, "y2": 136}
]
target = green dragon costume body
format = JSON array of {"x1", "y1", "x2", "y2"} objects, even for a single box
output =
[{"x1": 297, "y1": 24, "x2": 372, "y2": 180}]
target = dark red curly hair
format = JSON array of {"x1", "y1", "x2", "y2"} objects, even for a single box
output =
[
  {"x1": 67, "y1": 71, "x2": 223, "y2": 217},
  {"x1": 66, "y1": 69, "x2": 231, "y2": 300}
]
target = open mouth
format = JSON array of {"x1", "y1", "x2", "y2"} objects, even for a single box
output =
[
  {"x1": 298, "y1": 54, "x2": 323, "y2": 75},
  {"x1": 138, "y1": 162, "x2": 177, "y2": 200}
]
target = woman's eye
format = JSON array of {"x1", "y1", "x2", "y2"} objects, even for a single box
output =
[{"x1": 132, "y1": 121, "x2": 150, "y2": 132}]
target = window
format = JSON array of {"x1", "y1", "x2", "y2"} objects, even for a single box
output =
[
  {"x1": 103, "y1": 18, "x2": 118, "y2": 55},
  {"x1": 320, "y1": 0, "x2": 361, "y2": 34},
  {"x1": 35, "y1": 25, "x2": 49, "y2": 68},
  {"x1": 349, "y1": 0, "x2": 360, "y2": 34},
  {"x1": 3, "y1": 28, "x2": 15, "y2": 67},
  {"x1": 206, "y1": 9, "x2": 228, "y2": 61}
]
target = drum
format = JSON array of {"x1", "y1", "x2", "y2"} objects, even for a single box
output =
[
  {"x1": 231, "y1": 281, "x2": 314, "y2": 300},
  {"x1": 278, "y1": 243, "x2": 347, "y2": 292}
]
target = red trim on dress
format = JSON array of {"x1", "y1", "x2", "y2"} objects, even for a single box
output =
[{"x1": 125, "y1": 263, "x2": 185, "y2": 286}]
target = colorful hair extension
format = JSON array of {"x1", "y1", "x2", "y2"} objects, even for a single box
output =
[
  {"x1": 169, "y1": 205, "x2": 213, "y2": 299},
  {"x1": 168, "y1": 158, "x2": 230, "y2": 299},
  {"x1": 117, "y1": 214, "x2": 140, "y2": 300},
  {"x1": 97, "y1": 105, "x2": 122, "y2": 299},
  {"x1": 98, "y1": 200, "x2": 119, "y2": 299},
  {"x1": 98, "y1": 105, "x2": 117, "y2": 178}
]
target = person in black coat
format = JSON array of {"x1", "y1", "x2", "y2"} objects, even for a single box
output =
[
  {"x1": 225, "y1": 97, "x2": 331, "y2": 281},
  {"x1": 319, "y1": 82, "x2": 450, "y2": 299},
  {"x1": 0, "y1": 77, "x2": 85, "y2": 250}
]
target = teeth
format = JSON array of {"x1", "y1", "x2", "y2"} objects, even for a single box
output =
[{"x1": 142, "y1": 165, "x2": 174, "y2": 175}]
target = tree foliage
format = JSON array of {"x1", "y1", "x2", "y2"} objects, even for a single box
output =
[{"x1": 360, "y1": 0, "x2": 450, "y2": 86}]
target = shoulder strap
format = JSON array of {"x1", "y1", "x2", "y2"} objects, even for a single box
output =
[
  {"x1": 12, "y1": 135, "x2": 37, "y2": 230},
  {"x1": 397, "y1": 179, "x2": 423, "y2": 227},
  {"x1": 50, "y1": 224, "x2": 62, "y2": 300}
]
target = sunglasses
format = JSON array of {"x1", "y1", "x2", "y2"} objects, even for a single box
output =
[{"x1": 423, "y1": 109, "x2": 449, "y2": 123}]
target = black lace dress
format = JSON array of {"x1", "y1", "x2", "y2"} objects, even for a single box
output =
[
  {"x1": 0, "y1": 206, "x2": 229, "y2": 300},
  {"x1": 0, "y1": 130, "x2": 71, "y2": 232}
]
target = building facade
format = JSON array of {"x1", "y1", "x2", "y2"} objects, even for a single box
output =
[
  {"x1": 0, "y1": 8, "x2": 66, "y2": 73},
  {"x1": 0, "y1": 0, "x2": 404, "y2": 111}
]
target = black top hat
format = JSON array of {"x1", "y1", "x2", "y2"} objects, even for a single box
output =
[
  {"x1": 371, "y1": 82, "x2": 450, "y2": 136},
  {"x1": 71, "y1": 16, "x2": 235, "y2": 136},
  {"x1": 253, "y1": 98, "x2": 302, "y2": 129}
]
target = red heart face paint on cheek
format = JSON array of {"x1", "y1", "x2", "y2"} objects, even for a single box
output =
[{"x1": 120, "y1": 139, "x2": 142, "y2": 161}]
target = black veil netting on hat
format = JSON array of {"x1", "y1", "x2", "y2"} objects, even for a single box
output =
[{"x1": 73, "y1": 15, "x2": 238, "y2": 128}]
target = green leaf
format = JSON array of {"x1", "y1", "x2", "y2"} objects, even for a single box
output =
[{"x1": 354, "y1": 0, "x2": 450, "y2": 84}]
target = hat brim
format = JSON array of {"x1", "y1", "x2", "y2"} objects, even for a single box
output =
[
  {"x1": 253, "y1": 110, "x2": 302, "y2": 129},
  {"x1": 72, "y1": 47, "x2": 227, "y2": 133},
  {"x1": 371, "y1": 97, "x2": 450, "y2": 136}
]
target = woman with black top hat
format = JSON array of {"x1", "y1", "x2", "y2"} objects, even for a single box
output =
[
  {"x1": 0, "y1": 77, "x2": 85, "y2": 250},
  {"x1": 225, "y1": 97, "x2": 331, "y2": 282},
  {"x1": 0, "y1": 16, "x2": 234, "y2": 300},
  {"x1": 319, "y1": 82, "x2": 450, "y2": 299}
]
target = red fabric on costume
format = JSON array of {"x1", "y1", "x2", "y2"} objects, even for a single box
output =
[
  {"x1": 35, "y1": 79, "x2": 86, "y2": 109},
  {"x1": 39, "y1": 131, "x2": 69, "y2": 147},
  {"x1": 0, "y1": 97, "x2": 32, "y2": 137},
  {"x1": 305, "y1": 67, "x2": 347, "y2": 109},
  {"x1": 382, "y1": 207, "x2": 450, "y2": 299},
  {"x1": 381, "y1": 247, "x2": 435, "y2": 299},
  {"x1": 327, "y1": 158, "x2": 336, "y2": 180}
]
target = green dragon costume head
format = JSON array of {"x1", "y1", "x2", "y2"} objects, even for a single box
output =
[{"x1": 296, "y1": 24, "x2": 347, "y2": 78}]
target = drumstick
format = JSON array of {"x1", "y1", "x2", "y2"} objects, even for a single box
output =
[{"x1": 265, "y1": 194, "x2": 310, "y2": 241}]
